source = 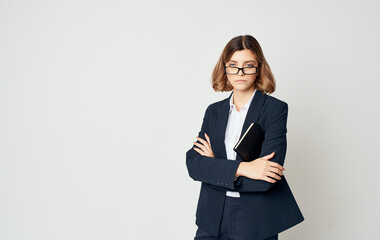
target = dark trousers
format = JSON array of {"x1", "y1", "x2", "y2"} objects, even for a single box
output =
[{"x1": 194, "y1": 196, "x2": 278, "y2": 240}]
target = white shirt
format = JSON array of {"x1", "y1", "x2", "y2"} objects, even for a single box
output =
[{"x1": 224, "y1": 89, "x2": 257, "y2": 197}]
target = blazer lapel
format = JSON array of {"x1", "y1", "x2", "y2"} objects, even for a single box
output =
[{"x1": 215, "y1": 90, "x2": 267, "y2": 161}]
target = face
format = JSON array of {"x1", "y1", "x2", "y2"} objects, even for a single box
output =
[{"x1": 225, "y1": 49, "x2": 259, "y2": 92}]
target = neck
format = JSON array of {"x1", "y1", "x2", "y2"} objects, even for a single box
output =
[{"x1": 232, "y1": 87, "x2": 255, "y2": 106}]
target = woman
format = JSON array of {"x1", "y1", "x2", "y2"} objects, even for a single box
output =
[{"x1": 186, "y1": 35, "x2": 304, "y2": 240}]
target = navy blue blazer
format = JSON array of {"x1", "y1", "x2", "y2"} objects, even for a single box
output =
[{"x1": 186, "y1": 90, "x2": 304, "y2": 240}]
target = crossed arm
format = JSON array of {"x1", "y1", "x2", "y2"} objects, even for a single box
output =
[{"x1": 185, "y1": 102, "x2": 289, "y2": 192}]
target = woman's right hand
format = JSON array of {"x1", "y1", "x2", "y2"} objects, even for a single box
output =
[{"x1": 236, "y1": 152, "x2": 285, "y2": 183}]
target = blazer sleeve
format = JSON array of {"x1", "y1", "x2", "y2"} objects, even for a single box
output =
[
  {"x1": 185, "y1": 105, "x2": 242, "y2": 191},
  {"x1": 208, "y1": 101, "x2": 289, "y2": 192},
  {"x1": 234, "y1": 101, "x2": 289, "y2": 192}
]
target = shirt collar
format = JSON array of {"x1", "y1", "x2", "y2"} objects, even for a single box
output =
[{"x1": 229, "y1": 89, "x2": 257, "y2": 113}]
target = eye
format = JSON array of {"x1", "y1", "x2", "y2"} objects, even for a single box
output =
[
  {"x1": 246, "y1": 64, "x2": 253, "y2": 67},
  {"x1": 229, "y1": 64, "x2": 235, "y2": 67}
]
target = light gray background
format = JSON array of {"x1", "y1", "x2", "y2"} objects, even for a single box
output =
[{"x1": 1, "y1": 0, "x2": 379, "y2": 239}]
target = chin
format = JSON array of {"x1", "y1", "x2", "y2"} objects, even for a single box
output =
[
  {"x1": 233, "y1": 87, "x2": 248, "y2": 92},
  {"x1": 232, "y1": 85, "x2": 253, "y2": 91}
]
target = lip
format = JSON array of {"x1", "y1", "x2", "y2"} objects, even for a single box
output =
[{"x1": 235, "y1": 80, "x2": 246, "y2": 83}]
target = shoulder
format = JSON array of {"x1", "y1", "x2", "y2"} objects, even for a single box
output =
[
  {"x1": 203, "y1": 96, "x2": 228, "y2": 116},
  {"x1": 259, "y1": 93, "x2": 289, "y2": 129},
  {"x1": 208, "y1": 98, "x2": 225, "y2": 110},
  {"x1": 263, "y1": 94, "x2": 288, "y2": 112}
]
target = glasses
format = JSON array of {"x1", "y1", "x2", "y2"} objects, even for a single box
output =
[{"x1": 224, "y1": 66, "x2": 259, "y2": 75}]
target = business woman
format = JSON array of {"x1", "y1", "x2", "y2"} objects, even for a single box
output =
[{"x1": 186, "y1": 35, "x2": 304, "y2": 240}]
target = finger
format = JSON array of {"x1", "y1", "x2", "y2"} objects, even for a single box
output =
[
  {"x1": 261, "y1": 152, "x2": 275, "y2": 160},
  {"x1": 196, "y1": 137, "x2": 211, "y2": 151},
  {"x1": 263, "y1": 176, "x2": 277, "y2": 183},
  {"x1": 193, "y1": 144, "x2": 213, "y2": 158},
  {"x1": 268, "y1": 167, "x2": 283, "y2": 176},
  {"x1": 196, "y1": 136, "x2": 208, "y2": 146},
  {"x1": 193, "y1": 142, "x2": 213, "y2": 157},
  {"x1": 203, "y1": 134, "x2": 212, "y2": 151},
  {"x1": 268, "y1": 162, "x2": 285, "y2": 172},
  {"x1": 193, "y1": 142, "x2": 208, "y2": 153},
  {"x1": 266, "y1": 159, "x2": 284, "y2": 171},
  {"x1": 266, "y1": 171, "x2": 282, "y2": 180},
  {"x1": 274, "y1": 162, "x2": 284, "y2": 171},
  {"x1": 203, "y1": 134, "x2": 215, "y2": 157},
  {"x1": 193, "y1": 147, "x2": 205, "y2": 156},
  {"x1": 204, "y1": 133, "x2": 212, "y2": 148}
]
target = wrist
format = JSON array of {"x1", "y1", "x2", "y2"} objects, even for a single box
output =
[{"x1": 235, "y1": 162, "x2": 247, "y2": 177}]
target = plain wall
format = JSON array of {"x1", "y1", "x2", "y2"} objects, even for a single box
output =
[{"x1": 1, "y1": 0, "x2": 379, "y2": 239}]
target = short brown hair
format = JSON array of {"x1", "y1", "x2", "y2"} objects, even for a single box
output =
[{"x1": 211, "y1": 35, "x2": 276, "y2": 94}]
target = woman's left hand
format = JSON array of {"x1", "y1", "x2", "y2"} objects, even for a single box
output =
[{"x1": 193, "y1": 132, "x2": 215, "y2": 158}]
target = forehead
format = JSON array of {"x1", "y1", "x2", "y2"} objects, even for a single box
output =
[{"x1": 227, "y1": 49, "x2": 258, "y2": 63}]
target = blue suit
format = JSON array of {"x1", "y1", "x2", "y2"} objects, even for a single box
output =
[{"x1": 186, "y1": 90, "x2": 304, "y2": 240}]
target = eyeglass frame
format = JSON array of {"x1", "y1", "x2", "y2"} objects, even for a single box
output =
[{"x1": 224, "y1": 65, "x2": 260, "y2": 75}]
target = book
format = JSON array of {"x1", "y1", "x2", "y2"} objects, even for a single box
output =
[{"x1": 233, "y1": 122, "x2": 265, "y2": 162}]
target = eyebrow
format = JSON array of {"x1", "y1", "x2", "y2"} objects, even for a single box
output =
[{"x1": 228, "y1": 60, "x2": 257, "y2": 63}]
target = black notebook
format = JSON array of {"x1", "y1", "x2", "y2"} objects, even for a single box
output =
[{"x1": 233, "y1": 122, "x2": 265, "y2": 162}]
